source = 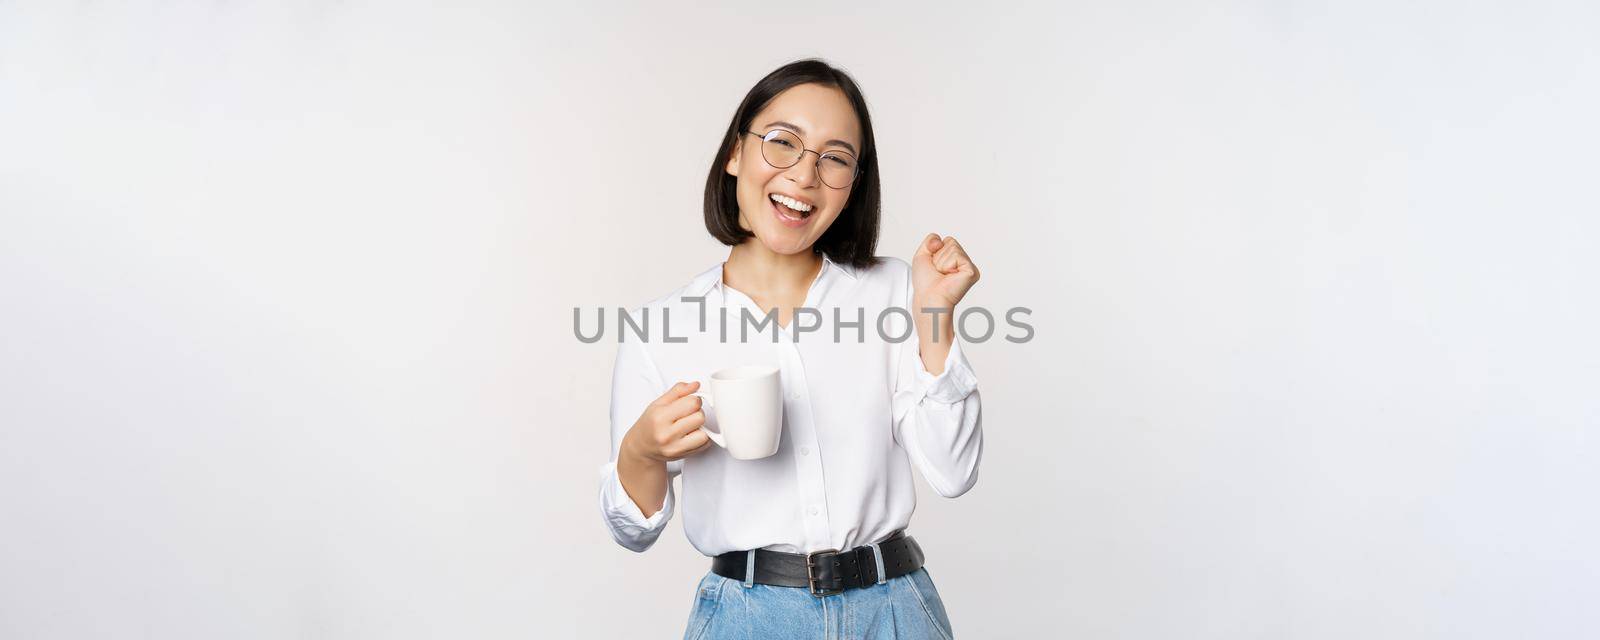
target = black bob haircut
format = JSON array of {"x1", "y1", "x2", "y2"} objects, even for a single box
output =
[{"x1": 703, "y1": 59, "x2": 881, "y2": 270}]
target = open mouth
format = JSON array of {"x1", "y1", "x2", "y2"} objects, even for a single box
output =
[{"x1": 769, "y1": 193, "x2": 814, "y2": 226}]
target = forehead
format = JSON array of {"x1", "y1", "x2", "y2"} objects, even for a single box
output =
[{"x1": 750, "y1": 83, "x2": 862, "y2": 147}]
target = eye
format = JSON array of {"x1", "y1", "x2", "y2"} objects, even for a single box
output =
[
  {"x1": 822, "y1": 153, "x2": 854, "y2": 168},
  {"x1": 768, "y1": 135, "x2": 797, "y2": 148}
]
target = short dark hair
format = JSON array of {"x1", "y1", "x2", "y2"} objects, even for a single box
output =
[{"x1": 703, "y1": 59, "x2": 881, "y2": 270}]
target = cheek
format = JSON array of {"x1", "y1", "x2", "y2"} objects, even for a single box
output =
[
  {"x1": 739, "y1": 166, "x2": 779, "y2": 200},
  {"x1": 826, "y1": 191, "x2": 852, "y2": 218},
  {"x1": 733, "y1": 178, "x2": 762, "y2": 217}
]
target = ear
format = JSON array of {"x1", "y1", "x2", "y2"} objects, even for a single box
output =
[{"x1": 724, "y1": 138, "x2": 742, "y2": 177}]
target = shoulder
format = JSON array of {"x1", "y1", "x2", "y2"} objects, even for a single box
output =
[
  {"x1": 613, "y1": 263, "x2": 721, "y2": 344},
  {"x1": 823, "y1": 256, "x2": 912, "y2": 309},
  {"x1": 862, "y1": 255, "x2": 911, "y2": 277},
  {"x1": 847, "y1": 255, "x2": 912, "y2": 287},
  {"x1": 629, "y1": 264, "x2": 720, "y2": 311}
]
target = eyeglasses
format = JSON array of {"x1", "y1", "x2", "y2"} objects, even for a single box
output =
[{"x1": 743, "y1": 129, "x2": 860, "y2": 189}]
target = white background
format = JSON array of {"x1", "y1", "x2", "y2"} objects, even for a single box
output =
[{"x1": 2, "y1": 2, "x2": 1597, "y2": 638}]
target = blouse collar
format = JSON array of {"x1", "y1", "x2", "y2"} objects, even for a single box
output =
[{"x1": 686, "y1": 253, "x2": 857, "y2": 298}]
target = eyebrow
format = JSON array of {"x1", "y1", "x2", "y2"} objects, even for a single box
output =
[{"x1": 759, "y1": 120, "x2": 859, "y2": 156}]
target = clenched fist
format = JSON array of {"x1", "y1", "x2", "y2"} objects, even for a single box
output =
[{"x1": 912, "y1": 233, "x2": 981, "y2": 309}]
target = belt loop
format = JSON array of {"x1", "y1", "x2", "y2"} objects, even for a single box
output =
[
  {"x1": 743, "y1": 549, "x2": 756, "y2": 588},
  {"x1": 868, "y1": 542, "x2": 887, "y2": 585}
]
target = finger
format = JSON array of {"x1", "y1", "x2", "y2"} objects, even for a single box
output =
[
  {"x1": 938, "y1": 237, "x2": 973, "y2": 272},
  {"x1": 941, "y1": 239, "x2": 978, "y2": 275},
  {"x1": 950, "y1": 247, "x2": 975, "y2": 273},
  {"x1": 916, "y1": 233, "x2": 942, "y2": 257},
  {"x1": 663, "y1": 393, "x2": 703, "y2": 420},
  {"x1": 655, "y1": 380, "x2": 700, "y2": 405},
  {"x1": 955, "y1": 249, "x2": 978, "y2": 278},
  {"x1": 669, "y1": 409, "x2": 706, "y2": 436},
  {"x1": 666, "y1": 428, "x2": 712, "y2": 458},
  {"x1": 940, "y1": 236, "x2": 965, "y2": 258},
  {"x1": 684, "y1": 430, "x2": 715, "y2": 455},
  {"x1": 935, "y1": 244, "x2": 961, "y2": 273}
]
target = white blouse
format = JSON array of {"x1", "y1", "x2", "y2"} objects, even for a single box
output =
[{"x1": 597, "y1": 253, "x2": 983, "y2": 556}]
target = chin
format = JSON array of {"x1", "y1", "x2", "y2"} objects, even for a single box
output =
[{"x1": 758, "y1": 234, "x2": 815, "y2": 256}]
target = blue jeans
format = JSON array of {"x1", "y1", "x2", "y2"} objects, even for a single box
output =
[{"x1": 682, "y1": 566, "x2": 956, "y2": 640}]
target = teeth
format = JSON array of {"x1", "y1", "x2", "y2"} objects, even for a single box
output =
[{"x1": 769, "y1": 193, "x2": 813, "y2": 213}]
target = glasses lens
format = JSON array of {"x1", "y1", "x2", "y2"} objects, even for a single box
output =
[
  {"x1": 818, "y1": 151, "x2": 858, "y2": 189},
  {"x1": 760, "y1": 130, "x2": 804, "y2": 168}
]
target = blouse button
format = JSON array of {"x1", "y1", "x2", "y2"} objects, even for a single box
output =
[
  {"x1": 788, "y1": 390, "x2": 801, "y2": 401},
  {"x1": 808, "y1": 506, "x2": 820, "y2": 516},
  {"x1": 800, "y1": 446, "x2": 811, "y2": 456}
]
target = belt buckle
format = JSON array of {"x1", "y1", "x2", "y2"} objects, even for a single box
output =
[{"x1": 805, "y1": 549, "x2": 843, "y2": 597}]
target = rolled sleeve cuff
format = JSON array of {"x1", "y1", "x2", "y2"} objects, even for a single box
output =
[
  {"x1": 598, "y1": 461, "x2": 673, "y2": 550},
  {"x1": 915, "y1": 336, "x2": 980, "y2": 405}
]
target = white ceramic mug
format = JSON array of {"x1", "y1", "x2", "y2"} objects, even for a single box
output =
[{"x1": 693, "y1": 365, "x2": 783, "y2": 460}]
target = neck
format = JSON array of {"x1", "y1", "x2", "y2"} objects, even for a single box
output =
[{"x1": 724, "y1": 241, "x2": 823, "y2": 295}]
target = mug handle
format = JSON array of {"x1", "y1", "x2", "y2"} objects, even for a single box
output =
[{"x1": 690, "y1": 390, "x2": 724, "y2": 448}]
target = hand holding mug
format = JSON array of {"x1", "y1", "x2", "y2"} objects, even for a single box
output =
[{"x1": 622, "y1": 381, "x2": 713, "y2": 463}]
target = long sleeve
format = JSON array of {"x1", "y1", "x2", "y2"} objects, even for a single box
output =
[
  {"x1": 890, "y1": 278, "x2": 984, "y2": 499},
  {"x1": 597, "y1": 324, "x2": 681, "y2": 552}
]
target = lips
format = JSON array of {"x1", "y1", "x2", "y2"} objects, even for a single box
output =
[{"x1": 770, "y1": 196, "x2": 812, "y2": 228}]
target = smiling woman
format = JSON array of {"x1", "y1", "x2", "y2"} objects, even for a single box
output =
[
  {"x1": 599, "y1": 59, "x2": 984, "y2": 640},
  {"x1": 702, "y1": 63, "x2": 881, "y2": 268}
]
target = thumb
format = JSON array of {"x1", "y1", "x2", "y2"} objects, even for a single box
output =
[{"x1": 917, "y1": 233, "x2": 943, "y2": 257}]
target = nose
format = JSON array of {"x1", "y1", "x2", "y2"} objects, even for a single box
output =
[{"x1": 783, "y1": 150, "x2": 821, "y2": 188}]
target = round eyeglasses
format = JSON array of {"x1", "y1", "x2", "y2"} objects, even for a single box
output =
[{"x1": 743, "y1": 129, "x2": 860, "y2": 189}]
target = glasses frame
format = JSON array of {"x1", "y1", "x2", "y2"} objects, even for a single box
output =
[{"x1": 742, "y1": 129, "x2": 860, "y2": 190}]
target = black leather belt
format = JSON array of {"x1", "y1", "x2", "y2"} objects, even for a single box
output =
[{"x1": 710, "y1": 530, "x2": 925, "y2": 597}]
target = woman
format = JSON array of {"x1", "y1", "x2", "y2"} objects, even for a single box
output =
[{"x1": 597, "y1": 59, "x2": 984, "y2": 639}]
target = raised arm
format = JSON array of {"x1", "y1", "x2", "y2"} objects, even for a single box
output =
[{"x1": 890, "y1": 235, "x2": 985, "y2": 497}]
